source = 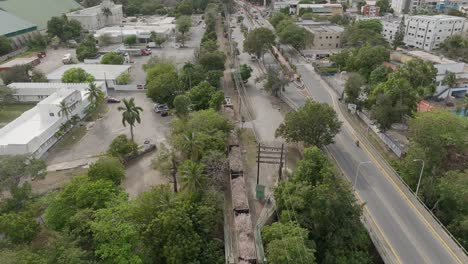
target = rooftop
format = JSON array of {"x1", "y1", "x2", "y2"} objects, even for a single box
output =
[
  {"x1": 406, "y1": 50, "x2": 458, "y2": 64},
  {"x1": 0, "y1": 0, "x2": 82, "y2": 30},
  {"x1": 94, "y1": 24, "x2": 176, "y2": 38},
  {"x1": 0, "y1": 89, "x2": 75, "y2": 146},
  {"x1": 0, "y1": 57, "x2": 39, "y2": 68},
  {"x1": 68, "y1": 1, "x2": 122, "y2": 16},
  {"x1": 0, "y1": 10, "x2": 36, "y2": 36},
  {"x1": 304, "y1": 25, "x2": 345, "y2": 33},
  {"x1": 8, "y1": 82, "x2": 104, "y2": 90},
  {"x1": 47, "y1": 64, "x2": 131, "y2": 81},
  {"x1": 409, "y1": 14, "x2": 465, "y2": 21},
  {"x1": 38, "y1": 88, "x2": 76, "y2": 105}
]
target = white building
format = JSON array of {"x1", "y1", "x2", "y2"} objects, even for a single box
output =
[
  {"x1": 66, "y1": 0, "x2": 123, "y2": 31},
  {"x1": 8, "y1": 82, "x2": 105, "y2": 102},
  {"x1": 46, "y1": 64, "x2": 131, "y2": 88},
  {"x1": 382, "y1": 17, "x2": 404, "y2": 42},
  {"x1": 0, "y1": 88, "x2": 91, "y2": 157},
  {"x1": 391, "y1": 49, "x2": 468, "y2": 98},
  {"x1": 404, "y1": 15, "x2": 465, "y2": 51},
  {"x1": 273, "y1": 0, "x2": 299, "y2": 15},
  {"x1": 94, "y1": 24, "x2": 176, "y2": 44}
]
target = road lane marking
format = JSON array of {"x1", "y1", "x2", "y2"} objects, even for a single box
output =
[{"x1": 323, "y1": 79, "x2": 464, "y2": 264}]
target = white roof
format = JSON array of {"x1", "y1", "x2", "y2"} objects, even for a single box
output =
[
  {"x1": 0, "y1": 89, "x2": 75, "y2": 146},
  {"x1": 9, "y1": 82, "x2": 104, "y2": 90},
  {"x1": 407, "y1": 50, "x2": 457, "y2": 64},
  {"x1": 409, "y1": 15, "x2": 465, "y2": 21},
  {"x1": 94, "y1": 24, "x2": 175, "y2": 38},
  {"x1": 46, "y1": 64, "x2": 130, "y2": 81}
]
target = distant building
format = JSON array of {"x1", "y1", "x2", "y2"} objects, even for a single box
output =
[
  {"x1": 273, "y1": 0, "x2": 299, "y2": 15},
  {"x1": 0, "y1": 10, "x2": 38, "y2": 50},
  {"x1": 300, "y1": 23, "x2": 344, "y2": 49},
  {"x1": 8, "y1": 82, "x2": 106, "y2": 102},
  {"x1": 297, "y1": 3, "x2": 344, "y2": 16},
  {"x1": 0, "y1": 0, "x2": 82, "y2": 30},
  {"x1": 46, "y1": 64, "x2": 131, "y2": 88},
  {"x1": 390, "y1": 49, "x2": 468, "y2": 98},
  {"x1": 382, "y1": 17, "x2": 404, "y2": 43},
  {"x1": 361, "y1": 1, "x2": 381, "y2": 17},
  {"x1": 67, "y1": 0, "x2": 123, "y2": 31},
  {"x1": 94, "y1": 23, "x2": 176, "y2": 44},
  {"x1": 0, "y1": 88, "x2": 91, "y2": 156},
  {"x1": 403, "y1": 15, "x2": 465, "y2": 51}
]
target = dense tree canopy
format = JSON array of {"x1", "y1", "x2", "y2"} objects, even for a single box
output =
[
  {"x1": 76, "y1": 35, "x2": 98, "y2": 62},
  {"x1": 342, "y1": 20, "x2": 388, "y2": 47},
  {"x1": 100, "y1": 52, "x2": 124, "y2": 64},
  {"x1": 276, "y1": 100, "x2": 341, "y2": 147},
  {"x1": 145, "y1": 63, "x2": 181, "y2": 104},
  {"x1": 61, "y1": 68, "x2": 95, "y2": 83},
  {"x1": 47, "y1": 16, "x2": 81, "y2": 41},
  {"x1": 243, "y1": 27, "x2": 276, "y2": 59}
]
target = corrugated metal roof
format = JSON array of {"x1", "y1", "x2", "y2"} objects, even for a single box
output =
[
  {"x1": 0, "y1": 10, "x2": 36, "y2": 36},
  {"x1": 0, "y1": 0, "x2": 82, "y2": 30}
]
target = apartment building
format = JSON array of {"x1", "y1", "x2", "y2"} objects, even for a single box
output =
[
  {"x1": 302, "y1": 24, "x2": 344, "y2": 49},
  {"x1": 362, "y1": 1, "x2": 381, "y2": 17},
  {"x1": 404, "y1": 15, "x2": 465, "y2": 51},
  {"x1": 382, "y1": 18, "x2": 404, "y2": 42}
]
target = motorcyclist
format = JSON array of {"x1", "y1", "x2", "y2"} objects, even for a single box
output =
[{"x1": 356, "y1": 140, "x2": 360, "y2": 147}]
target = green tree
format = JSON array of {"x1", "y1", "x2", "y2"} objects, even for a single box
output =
[
  {"x1": 98, "y1": 33, "x2": 112, "y2": 46},
  {"x1": 152, "y1": 145, "x2": 180, "y2": 192},
  {"x1": 45, "y1": 176, "x2": 125, "y2": 231},
  {"x1": 91, "y1": 203, "x2": 142, "y2": 263},
  {"x1": 0, "y1": 65, "x2": 31, "y2": 85},
  {"x1": 58, "y1": 100, "x2": 71, "y2": 121},
  {"x1": 393, "y1": 16, "x2": 405, "y2": 48},
  {"x1": 61, "y1": 67, "x2": 95, "y2": 83},
  {"x1": 47, "y1": 16, "x2": 81, "y2": 41},
  {"x1": 293, "y1": 147, "x2": 334, "y2": 185},
  {"x1": 118, "y1": 98, "x2": 143, "y2": 141},
  {"x1": 369, "y1": 93, "x2": 402, "y2": 131},
  {"x1": 86, "y1": 82, "x2": 105, "y2": 110},
  {"x1": 239, "y1": 64, "x2": 253, "y2": 82},
  {"x1": 76, "y1": 35, "x2": 97, "y2": 61},
  {"x1": 200, "y1": 39, "x2": 219, "y2": 54},
  {"x1": 123, "y1": 34, "x2": 137, "y2": 46},
  {"x1": 342, "y1": 20, "x2": 388, "y2": 47},
  {"x1": 0, "y1": 211, "x2": 39, "y2": 244},
  {"x1": 262, "y1": 222, "x2": 316, "y2": 264},
  {"x1": 376, "y1": 0, "x2": 392, "y2": 14},
  {"x1": 173, "y1": 94, "x2": 192, "y2": 117},
  {"x1": 31, "y1": 69, "x2": 48, "y2": 82},
  {"x1": 206, "y1": 70, "x2": 223, "y2": 88},
  {"x1": 0, "y1": 36, "x2": 12, "y2": 56},
  {"x1": 276, "y1": 100, "x2": 341, "y2": 147},
  {"x1": 100, "y1": 51, "x2": 124, "y2": 64},
  {"x1": 243, "y1": 27, "x2": 276, "y2": 60},
  {"x1": 269, "y1": 12, "x2": 287, "y2": 28},
  {"x1": 209, "y1": 90, "x2": 224, "y2": 111},
  {"x1": 391, "y1": 59, "x2": 437, "y2": 96},
  {"x1": 344, "y1": 73, "x2": 366, "y2": 103},
  {"x1": 151, "y1": 32, "x2": 167, "y2": 47},
  {"x1": 443, "y1": 71, "x2": 457, "y2": 97},
  {"x1": 199, "y1": 51, "x2": 226, "y2": 71},
  {"x1": 146, "y1": 71, "x2": 180, "y2": 105},
  {"x1": 369, "y1": 64, "x2": 392, "y2": 87},
  {"x1": 179, "y1": 160, "x2": 207, "y2": 194},
  {"x1": 108, "y1": 134, "x2": 138, "y2": 160},
  {"x1": 278, "y1": 23, "x2": 313, "y2": 50},
  {"x1": 0, "y1": 86, "x2": 16, "y2": 109},
  {"x1": 263, "y1": 66, "x2": 290, "y2": 96},
  {"x1": 88, "y1": 156, "x2": 126, "y2": 185},
  {"x1": 176, "y1": 0, "x2": 193, "y2": 15},
  {"x1": 177, "y1": 16, "x2": 192, "y2": 47},
  {"x1": 116, "y1": 72, "x2": 132, "y2": 85},
  {"x1": 189, "y1": 81, "x2": 216, "y2": 110},
  {"x1": 346, "y1": 45, "x2": 390, "y2": 79},
  {"x1": 0, "y1": 155, "x2": 46, "y2": 191}
]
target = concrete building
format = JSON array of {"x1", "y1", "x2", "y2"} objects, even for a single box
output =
[
  {"x1": 0, "y1": 0, "x2": 81, "y2": 31},
  {"x1": 404, "y1": 15, "x2": 465, "y2": 51},
  {"x1": 0, "y1": 88, "x2": 91, "y2": 157},
  {"x1": 301, "y1": 24, "x2": 344, "y2": 49},
  {"x1": 0, "y1": 10, "x2": 39, "y2": 50},
  {"x1": 67, "y1": 0, "x2": 123, "y2": 31},
  {"x1": 8, "y1": 82, "x2": 106, "y2": 102},
  {"x1": 382, "y1": 17, "x2": 404, "y2": 43},
  {"x1": 361, "y1": 1, "x2": 381, "y2": 16},
  {"x1": 273, "y1": 0, "x2": 299, "y2": 14},
  {"x1": 297, "y1": 3, "x2": 344, "y2": 16},
  {"x1": 46, "y1": 64, "x2": 131, "y2": 88},
  {"x1": 94, "y1": 24, "x2": 176, "y2": 44},
  {"x1": 390, "y1": 49, "x2": 468, "y2": 98}
]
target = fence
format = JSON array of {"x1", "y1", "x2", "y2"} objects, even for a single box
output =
[{"x1": 0, "y1": 47, "x2": 29, "y2": 63}]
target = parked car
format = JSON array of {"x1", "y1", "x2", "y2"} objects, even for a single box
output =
[
  {"x1": 224, "y1": 96, "x2": 233, "y2": 108},
  {"x1": 106, "y1": 97, "x2": 121, "y2": 103},
  {"x1": 154, "y1": 103, "x2": 169, "y2": 113},
  {"x1": 141, "y1": 48, "x2": 152, "y2": 56}
]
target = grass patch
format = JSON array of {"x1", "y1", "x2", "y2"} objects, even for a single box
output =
[
  {"x1": 0, "y1": 103, "x2": 36, "y2": 127},
  {"x1": 49, "y1": 125, "x2": 87, "y2": 153},
  {"x1": 239, "y1": 128, "x2": 257, "y2": 169}
]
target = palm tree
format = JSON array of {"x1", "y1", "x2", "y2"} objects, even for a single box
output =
[
  {"x1": 117, "y1": 98, "x2": 143, "y2": 141},
  {"x1": 86, "y1": 82, "x2": 105, "y2": 107},
  {"x1": 179, "y1": 160, "x2": 206, "y2": 194},
  {"x1": 58, "y1": 100, "x2": 71, "y2": 121},
  {"x1": 442, "y1": 71, "x2": 457, "y2": 99}
]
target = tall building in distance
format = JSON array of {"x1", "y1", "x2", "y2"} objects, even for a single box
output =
[{"x1": 403, "y1": 15, "x2": 465, "y2": 51}]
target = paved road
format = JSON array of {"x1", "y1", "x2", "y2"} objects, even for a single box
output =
[{"x1": 236, "y1": 1, "x2": 468, "y2": 263}]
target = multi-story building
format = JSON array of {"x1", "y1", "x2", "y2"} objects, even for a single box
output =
[
  {"x1": 273, "y1": 0, "x2": 299, "y2": 15},
  {"x1": 302, "y1": 24, "x2": 344, "y2": 49},
  {"x1": 66, "y1": 0, "x2": 123, "y2": 31},
  {"x1": 404, "y1": 15, "x2": 465, "y2": 51},
  {"x1": 297, "y1": 3, "x2": 344, "y2": 16},
  {"x1": 361, "y1": 1, "x2": 381, "y2": 16},
  {"x1": 382, "y1": 17, "x2": 404, "y2": 42}
]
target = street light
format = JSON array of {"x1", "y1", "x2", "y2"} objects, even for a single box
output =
[
  {"x1": 413, "y1": 159, "x2": 425, "y2": 197},
  {"x1": 354, "y1": 161, "x2": 372, "y2": 189}
]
